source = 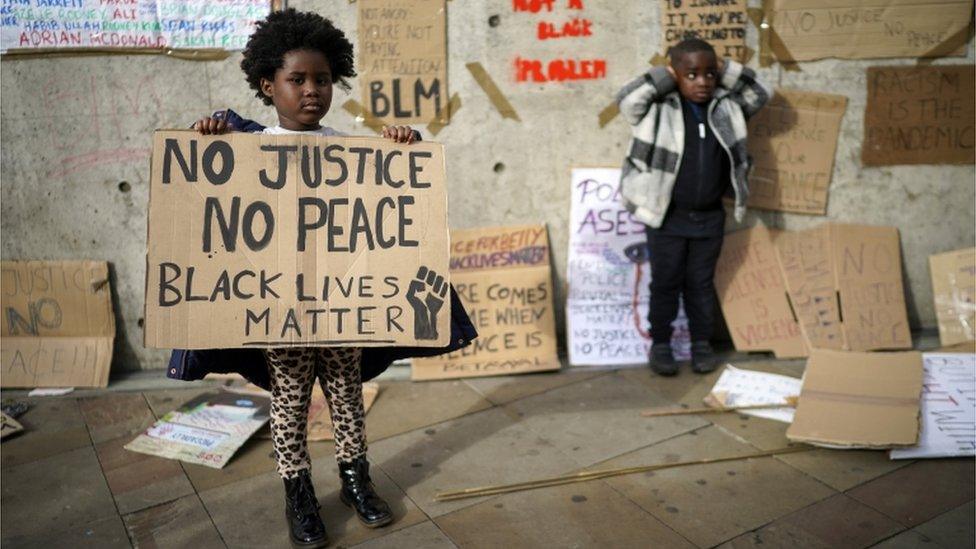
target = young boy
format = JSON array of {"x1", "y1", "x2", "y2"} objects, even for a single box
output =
[{"x1": 616, "y1": 38, "x2": 772, "y2": 376}]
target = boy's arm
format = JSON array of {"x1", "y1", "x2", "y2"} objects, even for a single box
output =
[
  {"x1": 616, "y1": 66, "x2": 676, "y2": 126},
  {"x1": 720, "y1": 59, "x2": 773, "y2": 119}
]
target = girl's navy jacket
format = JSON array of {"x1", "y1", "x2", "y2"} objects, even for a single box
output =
[{"x1": 166, "y1": 110, "x2": 477, "y2": 390}]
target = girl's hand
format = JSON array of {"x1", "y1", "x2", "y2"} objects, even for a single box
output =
[
  {"x1": 193, "y1": 116, "x2": 231, "y2": 135},
  {"x1": 383, "y1": 125, "x2": 416, "y2": 144}
]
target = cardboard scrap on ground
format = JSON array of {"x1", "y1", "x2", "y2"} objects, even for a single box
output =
[
  {"x1": 706, "y1": 365, "x2": 802, "y2": 424},
  {"x1": 891, "y1": 353, "x2": 975, "y2": 460},
  {"x1": 1, "y1": 260, "x2": 115, "y2": 388},
  {"x1": 125, "y1": 390, "x2": 271, "y2": 468},
  {"x1": 930, "y1": 247, "x2": 976, "y2": 347},
  {"x1": 746, "y1": 89, "x2": 847, "y2": 215},
  {"x1": 763, "y1": 0, "x2": 973, "y2": 62},
  {"x1": 253, "y1": 381, "x2": 380, "y2": 442},
  {"x1": 412, "y1": 225, "x2": 560, "y2": 380},
  {"x1": 144, "y1": 131, "x2": 449, "y2": 350},
  {"x1": 1, "y1": 411, "x2": 23, "y2": 440},
  {"x1": 787, "y1": 349, "x2": 923, "y2": 449}
]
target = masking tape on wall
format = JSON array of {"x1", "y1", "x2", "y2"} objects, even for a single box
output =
[{"x1": 466, "y1": 62, "x2": 521, "y2": 122}]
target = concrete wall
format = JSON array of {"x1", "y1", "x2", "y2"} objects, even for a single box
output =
[{"x1": 2, "y1": 1, "x2": 973, "y2": 371}]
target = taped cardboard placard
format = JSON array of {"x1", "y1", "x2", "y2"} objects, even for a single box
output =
[
  {"x1": 1, "y1": 261, "x2": 114, "y2": 388},
  {"x1": 930, "y1": 247, "x2": 976, "y2": 347},
  {"x1": 412, "y1": 225, "x2": 559, "y2": 380},
  {"x1": 763, "y1": 0, "x2": 972, "y2": 62},
  {"x1": 715, "y1": 227, "x2": 807, "y2": 358},
  {"x1": 747, "y1": 89, "x2": 847, "y2": 215},
  {"x1": 660, "y1": 0, "x2": 749, "y2": 61},
  {"x1": 427, "y1": 93, "x2": 461, "y2": 136},
  {"x1": 465, "y1": 62, "x2": 521, "y2": 122},
  {"x1": 358, "y1": 0, "x2": 448, "y2": 125},
  {"x1": 774, "y1": 226, "x2": 844, "y2": 350},
  {"x1": 863, "y1": 65, "x2": 975, "y2": 166},
  {"x1": 342, "y1": 99, "x2": 388, "y2": 134},
  {"x1": 144, "y1": 131, "x2": 450, "y2": 349},
  {"x1": 787, "y1": 348, "x2": 923, "y2": 449}
]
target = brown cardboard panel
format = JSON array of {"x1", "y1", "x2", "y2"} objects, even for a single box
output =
[
  {"x1": 930, "y1": 247, "x2": 976, "y2": 347},
  {"x1": 829, "y1": 224, "x2": 912, "y2": 351},
  {"x1": 412, "y1": 225, "x2": 559, "y2": 380},
  {"x1": 774, "y1": 227, "x2": 844, "y2": 350},
  {"x1": 715, "y1": 227, "x2": 807, "y2": 358},
  {"x1": 787, "y1": 349, "x2": 923, "y2": 448},
  {"x1": 660, "y1": 0, "x2": 749, "y2": 61},
  {"x1": 747, "y1": 89, "x2": 847, "y2": 214},
  {"x1": 766, "y1": 0, "x2": 972, "y2": 62},
  {"x1": 1, "y1": 260, "x2": 114, "y2": 388},
  {"x1": 863, "y1": 65, "x2": 975, "y2": 166},
  {"x1": 144, "y1": 131, "x2": 449, "y2": 349},
  {"x1": 358, "y1": 0, "x2": 448, "y2": 125}
]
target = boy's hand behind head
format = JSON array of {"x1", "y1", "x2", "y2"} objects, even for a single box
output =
[{"x1": 193, "y1": 116, "x2": 232, "y2": 135}]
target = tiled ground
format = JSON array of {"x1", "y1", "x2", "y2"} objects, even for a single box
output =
[{"x1": 2, "y1": 356, "x2": 973, "y2": 549}]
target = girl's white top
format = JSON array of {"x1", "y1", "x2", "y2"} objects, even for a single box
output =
[{"x1": 261, "y1": 125, "x2": 345, "y2": 136}]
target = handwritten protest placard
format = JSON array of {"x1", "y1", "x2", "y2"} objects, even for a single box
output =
[
  {"x1": 774, "y1": 226, "x2": 844, "y2": 350},
  {"x1": 358, "y1": 0, "x2": 448, "y2": 125},
  {"x1": 747, "y1": 89, "x2": 847, "y2": 214},
  {"x1": 144, "y1": 131, "x2": 449, "y2": 349},
  {"x1": 0, "y1": 1, "x2": 270, "y2": 52},
  {"x1": 930, "y1": 248, "x2": 976, "y2": 347},
  {"x1": 412, "y1": 225, "x2": 559, "y2": 380},
  {"x1": 1, "y1": 260, "x2": 114, "y2": 388},
  {"x1": 715, "y1": 227, "x2": 806, "y2": 358},
  {"x1": 763, "y1": 0, "x2": 973, "y2": 62},
  {"x1": 660, "y1": 0, "x2": 748, "y2": 61},
  {"x1": 567, "y1": 168, "x2": 690, "y2": 367},
  {"x1": 863, "y1": 65, "x2": 975, "y2": 166},
  {"x1": 706, "y1": 365, "x2": 802, "y2": 423},
  {"x1": 891, "y1": 353, "x2": 976, "y2": 459}
]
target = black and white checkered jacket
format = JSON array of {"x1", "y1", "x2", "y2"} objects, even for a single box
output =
[{"x1": 616, "y1": 60, "x2": 773, "y2": 228}]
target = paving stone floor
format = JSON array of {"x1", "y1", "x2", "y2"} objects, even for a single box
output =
[{"x1": 1, "y1": 355, "x2": 973, "y2": 548}]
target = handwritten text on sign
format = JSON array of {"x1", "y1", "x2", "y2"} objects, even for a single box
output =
[
  {"x1": 661, "y1": 0, "x2": 748, "y2": 61},
  {"x1": 0, "y1": 0, "x2": 269, "y2": 52},
  {"x1": 144, "y1": 131, "x2": 449, "y2": 349}
]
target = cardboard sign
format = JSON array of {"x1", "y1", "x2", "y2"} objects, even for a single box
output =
[
  {"x1": 144, "y1": 131, "x2": 449, "y2": 349},
  {"x1": 412, "y1": 225, "x2": 559, "y2": 380},
  {"x1": 891, "y1": 353, "x2": 976, "y2": 459},
  {"x1": 1, "y1": 261, "x2": 114, "y2": 388},
  {"x1": 706, "y1": 365, "x2": 802, "y2": 423},
  {"x1": 715, "y1": 227, "x2": 807, "y2": 358},
  {"x1": 358, "y1": 0, "x2": 448, "y2": 125},
  {"x1": 660, "y1": 0, "x2": 749, "y2": 61},
  {"x1": 567, "y1": 168, "x2": 690, "y2": 366},
  {"x1": 763, "y1": 0, "x2": 972, "y2": 62},
  {"x1": 747, "y1": 89, "x2": 847, "y2": 214},
  {"x1": 787, "y1": 349, "x2": 923, "y2": 449},
  {"x1": 863, "y1": 65, "x2": 975, "y2": 166},
  {"x1": 930, "y1": 247, "x2": 976, "y2": 347}
]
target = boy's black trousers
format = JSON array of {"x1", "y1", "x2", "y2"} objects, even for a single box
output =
[{"x1": 645, "y1": 214, "x2": 724, "y2": 345}]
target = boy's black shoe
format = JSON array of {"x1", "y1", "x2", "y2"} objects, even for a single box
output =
[
  {"x1": 339, "y1": 456, "x2": 394, "y2": 528},
  {"x1": 690, "y1": 341, "x2": 718, "y2": 374},
  {"x1": 649, "y1": 343, "x2": 679, "y2": 376},
  {"x1": 283, "y1": 469, "x2": 328, "y2": 548}
]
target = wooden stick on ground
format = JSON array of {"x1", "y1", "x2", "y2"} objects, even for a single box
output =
[
  {"x1": 434, "y1": 446, "x2": 811, "y2": 502},
  {"x1": 640, "y1": 400, "x2": 796, "y2": 418}
]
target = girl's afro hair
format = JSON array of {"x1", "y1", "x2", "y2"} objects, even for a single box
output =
[{"x1": 241, "y1": 9, "x2": 356, "y2": 106}]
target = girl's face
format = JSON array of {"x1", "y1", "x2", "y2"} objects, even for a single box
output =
[{"x1": 261, "y1": 49, "x2": 334, "y2": 131}]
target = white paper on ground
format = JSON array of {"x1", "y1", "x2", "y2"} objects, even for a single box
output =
[
  {"x1": 27, "y1": 387, "x2": 75, "y2": 396},
  {"x1": 707, "y1": 365, "x2": 802, "y2": 423}
]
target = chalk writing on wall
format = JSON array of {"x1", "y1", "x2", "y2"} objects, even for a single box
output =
[{"x1": 511, "y1": 0, "x2": 607, "y2": 83}]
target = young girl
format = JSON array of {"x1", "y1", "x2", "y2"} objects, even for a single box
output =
[{"x1": 192, "y1": 10, "x2": 423, "y2": 548}]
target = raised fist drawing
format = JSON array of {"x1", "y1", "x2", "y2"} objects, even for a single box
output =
[{"x1": 406, "y1": 266, "x2": 448, "y2": 340}]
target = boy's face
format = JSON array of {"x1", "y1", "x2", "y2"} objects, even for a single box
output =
[
  {"x1": 671, "y1": 51, "x2": 719, "y2": 104},
  {"x1": 261, "y1": 49, "x2": 333, "y2": 130}
]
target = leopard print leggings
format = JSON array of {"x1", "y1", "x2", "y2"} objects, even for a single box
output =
[{"x1": 264, "y1": 347, "x2": 366, "y2": 479}]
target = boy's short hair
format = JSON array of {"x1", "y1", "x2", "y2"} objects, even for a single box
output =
[
  {"x1": 668, "y1": 38, "x2": 716, "y2": 65},
  {"x1": 241, "y1": 8, "x2": 356, "y2": 106}
]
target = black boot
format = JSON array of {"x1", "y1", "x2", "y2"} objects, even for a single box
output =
[
  {"x1": 283, "y1": 470, "x2": 328, "y2": 548},
  {"x1": 649, "y1": 343, "x2": 679, "y2": 376},
  {"x1": 690, "y1": 340, "x2": 718, "y2": 374},
  {"x1": 339, "y1": 457, "x2": 394, "y2": 528}
]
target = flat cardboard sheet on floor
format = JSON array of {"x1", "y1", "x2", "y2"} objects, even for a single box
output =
[
  {"x1": 929, "y1": 247, "x2": 976, "y2": 347},
  {"x1": 891, "y1": 353, "x2": 975, "y2": 459},
  {"x1": 763, "y1": 0, "x2": 973, "y2": 62},
  {"x1": 144, "y1": 131, "x2": 449, "y2": 349},
  {"x1": 746, "y1": 89, "x2": 847, "y2": 214},
  {"x1": 412, "y1": 225, "x2": 560, "y2": 380},
  {"x1": 787, "y1": 349, "x2": 923, "y2": 448},
  {"x1": 1, "y1": 260, "x2": 115, "y2": 388}
]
